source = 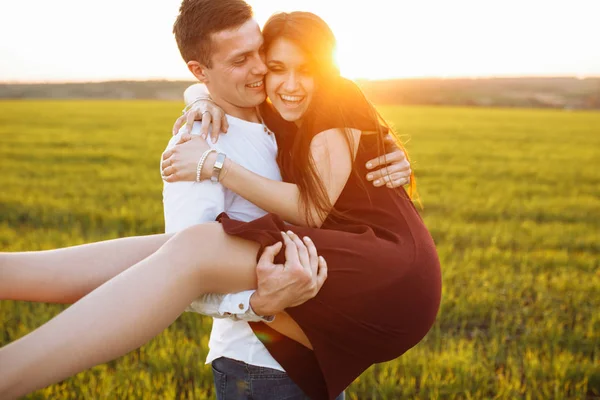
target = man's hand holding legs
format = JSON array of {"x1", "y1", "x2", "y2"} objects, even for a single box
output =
[{"x1": 250, "y1": 231, "x2": 327, "y2": 318}]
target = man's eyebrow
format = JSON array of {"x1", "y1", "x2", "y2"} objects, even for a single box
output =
[
  {"x1": 228, "y1": 50, "x2": 254, "y2": 60},
  {"x1": 227, "y1": 40, "x2": 263, "y2": 61}
]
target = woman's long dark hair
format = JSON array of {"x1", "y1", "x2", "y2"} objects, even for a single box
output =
[{"x1": 262, "y1": 12, "x2": 416, "y2": 226}]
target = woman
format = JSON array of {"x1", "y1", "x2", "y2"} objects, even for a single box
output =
[{"x1": 0, "y1": 11, "x2": 441, "y2": 400}]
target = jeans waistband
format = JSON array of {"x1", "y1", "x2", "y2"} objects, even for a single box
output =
[{"x1": 212, "y1": 357, "x2": 288, "y2": 378}]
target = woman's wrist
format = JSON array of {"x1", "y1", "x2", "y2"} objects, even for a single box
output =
[
  {"x1": 200, "y1": 152, "x2": 218, "y2": 181},
  {"x1": 200, "y1": 152, "x2": 234, "y2": 184},
  {"x1": 218, "y1": 158, "x2": 234, "y2": 186}
]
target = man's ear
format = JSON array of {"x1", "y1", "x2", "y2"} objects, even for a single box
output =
[{"x1": 187, "y1": 61, "x2": 210, "y2": 84}]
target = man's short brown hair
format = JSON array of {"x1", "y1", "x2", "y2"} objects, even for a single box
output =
[{"x1": 173, "y1": 0, "x2": 253, "y2": 67}]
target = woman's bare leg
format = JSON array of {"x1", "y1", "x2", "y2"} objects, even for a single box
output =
[
  {"x1": 0, "y1": 223, "x2": 310, "y2": 399},
  {"x1": 0, "y1": 234, "x2": 172, "y2": 303}
]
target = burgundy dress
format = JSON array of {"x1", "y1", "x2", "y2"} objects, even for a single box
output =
[{"x1": 217, "y1": 98, "x2": 442, "y2": 399}]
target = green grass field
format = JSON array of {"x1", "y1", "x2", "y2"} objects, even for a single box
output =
[{"x1": 1, "y1": 100, "x2": 599, "y2": 399}]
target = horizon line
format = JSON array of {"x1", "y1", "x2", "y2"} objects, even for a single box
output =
[{"x1": 1, "y1": 74, "x2": 599, "y2": 85}]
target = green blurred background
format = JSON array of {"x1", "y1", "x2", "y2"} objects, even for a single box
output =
[{"x1": 0, "y1": 100, "x2": 598, "y2": 399}]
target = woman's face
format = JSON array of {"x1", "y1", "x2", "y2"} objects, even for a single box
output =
[{"x1": 265, "y1": 38, "x2": 315, "y2": 123}]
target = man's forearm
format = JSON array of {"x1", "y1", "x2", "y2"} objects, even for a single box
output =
[
  {"x1": 249, "y1": 292, "x2": 277, "y2": 323},
  {"x1": 249, "y1": 291, "x2": 270, "y2": 317}
]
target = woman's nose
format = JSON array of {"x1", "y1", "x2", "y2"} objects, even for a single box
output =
[{"x1": 283, "y1": 72, "x2": 299, "y2": 92}]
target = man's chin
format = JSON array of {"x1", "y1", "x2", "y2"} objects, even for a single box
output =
[{"x1": 244, "y1": 90, "x2": 267, "y2": 106}]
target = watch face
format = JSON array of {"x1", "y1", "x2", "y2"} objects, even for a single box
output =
[
  {"x1": 211, "y1": 153, "x2": 226, "y2": 183},
  {"x1": 216, "y1": 153, "x2": 226, "y2": 167}
]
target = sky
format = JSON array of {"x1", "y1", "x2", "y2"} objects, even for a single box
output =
[{"x1": 0, "y1": 0, "x2": 598, "y2": 82}]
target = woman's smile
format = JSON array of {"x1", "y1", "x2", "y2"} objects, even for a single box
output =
[{"x1": 278, "y1": 93, "x2": 306, "y2": 108}]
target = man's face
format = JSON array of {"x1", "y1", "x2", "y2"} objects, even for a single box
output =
[{"x1": 203, "y1": 19, "x2": 267, "y2": 110}]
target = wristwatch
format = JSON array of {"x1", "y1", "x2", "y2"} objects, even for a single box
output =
[{"x1": 211, "y1": 152, "x2": 227, "y2": 183}]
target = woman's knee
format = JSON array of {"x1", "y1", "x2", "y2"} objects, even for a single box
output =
[
  {"x1": 156, "y1": 222, "x2": 258, "y2": 292},
  {"x1": 166, "y1": 223, "x2": 220, "y2": 249},
  {"x1": 156, "y1": 223, "x2": 220, "y2": 272}
]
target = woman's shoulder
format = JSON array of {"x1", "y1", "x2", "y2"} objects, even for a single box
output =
[{"x1": 311, "y1": 127, "x2": 362, "y2": 144}]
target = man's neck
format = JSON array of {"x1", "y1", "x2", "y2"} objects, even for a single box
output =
[{"x1": 211, "y1": 95, "x2": 260, "y2": 124}]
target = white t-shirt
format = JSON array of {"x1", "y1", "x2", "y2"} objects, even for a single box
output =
[{"x1": 162, "y1": 116, "x2": 284, "y2": 371}]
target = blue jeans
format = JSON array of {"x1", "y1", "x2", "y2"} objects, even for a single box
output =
[{"x1": 212, "y1": 357, "x2": 345, "y2": 400}]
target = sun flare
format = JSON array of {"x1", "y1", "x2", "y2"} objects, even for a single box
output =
[{"x1": 250, "y1": 0, "x2": 599, "y2": 80}]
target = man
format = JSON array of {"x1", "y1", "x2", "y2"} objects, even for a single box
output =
[{"x1": 163, "y1": 1, "x2": 412, "y2": 399}]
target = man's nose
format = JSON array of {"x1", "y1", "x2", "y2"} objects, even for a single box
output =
[{"x1": 251, "y1": 56, "x2": 268, "y2": 76}]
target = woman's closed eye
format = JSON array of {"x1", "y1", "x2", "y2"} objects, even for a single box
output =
[
  {"x1": 267, "y1": 65, "x2": 284, "y2": 73},
  {"x1": 268, "y1": 65, "x2": 312, "y2": 76},
  {"x1": 298, "y1": 66, "x2": 312, "y2": 76}
]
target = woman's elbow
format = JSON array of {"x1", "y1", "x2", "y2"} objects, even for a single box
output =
[
  {"x1": 300, "y1": 213, "x2": 326, "y2": 229},
  {"x1": 183, "y1": 83, "x2": 209, "y2": 105},
  {"x1": 284, "y1": 213, "x2": 324, "y2": 229}
]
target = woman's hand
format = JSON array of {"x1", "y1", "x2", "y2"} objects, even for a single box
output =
[
  {"x1": 365, "y1": 135, "x2": 412, "y2": 188},
  {"x1": 250, "y1": 231, "x2": 328, "y2": 316},
  {"x1": 172, "y1": 100, "x2": 228, "y2": 143},
  {"x1": 161, "y1": 134, "x2": 213, "y2": 183}
]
